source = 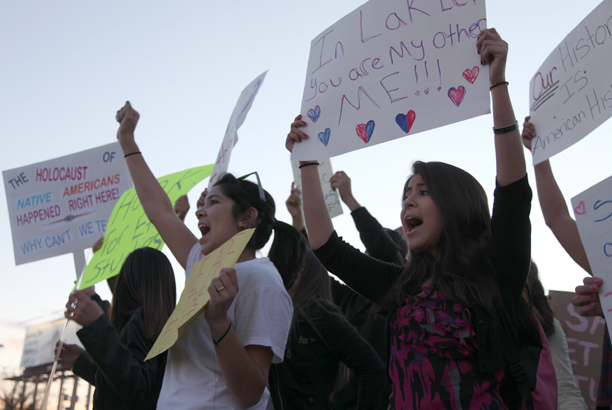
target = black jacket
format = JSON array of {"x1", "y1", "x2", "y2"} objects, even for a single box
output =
[{"x1": 73, "y1": 308, "x2": 167, "y2": 410}]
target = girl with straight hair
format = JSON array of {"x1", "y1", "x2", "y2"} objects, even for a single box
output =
[
  {"x1": 114, "y1": 103, "x2": 296, "y2": 410},
  {"x1": 59, "y1": 247, "x2": 176, "y2": 409},
  {"x1": 286, "y1": 29, "x2": 538, "y2": 409}
]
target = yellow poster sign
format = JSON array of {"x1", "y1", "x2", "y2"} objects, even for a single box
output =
[{"x1": 145, "y1": 228, "x2": 254, "y2": 361}]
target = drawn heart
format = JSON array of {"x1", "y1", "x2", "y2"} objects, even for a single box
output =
[
  {"x1": 605, "y1": 243, "x2": 612, "y2": 257},
  {"x1": 308, "y1": 105, "x2": 321, "y2": 123},
  {"x1": 462, "y1": 67, "x2": 479, "y2": 84},
  {"x1": 574, "y1": 201, "x2": 586, "y2": 215},
  {"x1": 356, "y1": 120, "x2": 375, "y2": 143},
  {"x1": 318, "y1": 128, "x2": 331, "y2": 146},
  {"x1": 395, "y1": 110, "x2": 416, "y2": 133},
  {"x1": 448, "y1": 86, "x2": 466, "y2": 106}
]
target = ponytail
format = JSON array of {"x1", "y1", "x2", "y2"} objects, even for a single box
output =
[{"x1": 269, "y1": 220, "x2": 308, "y2": 289}]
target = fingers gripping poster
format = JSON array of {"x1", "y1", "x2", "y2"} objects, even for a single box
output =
[
  {"x1": 291, "y1": 0, "x2": 490, "y2": 160},
  {"x1": 3, "y1": 143, "x2": 132, "y2": 265},
  {"x1": 528, "y1": 0, "x2": 612, "y2": 165}
]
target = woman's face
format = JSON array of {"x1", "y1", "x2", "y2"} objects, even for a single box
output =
[
  {"x1": 400, "y1": 174, "x2": 443, "y2": 257},
  {"x1": 195, "y1": 186, "x2": 243, "y2": 255}
]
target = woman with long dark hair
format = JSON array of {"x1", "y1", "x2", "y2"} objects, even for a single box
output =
[
  {"x1": 286, "y1": 29, "x2": 538, "y2": 409},
  {"x1": 59, "y1": 247, "x2": 176, "y2": 409},
  {"x1": 113, "y1": 103, "x2": 297, "y2": 409},
  {"x1": 268, "y1": 233, "x2": 386, "y2": 409}
]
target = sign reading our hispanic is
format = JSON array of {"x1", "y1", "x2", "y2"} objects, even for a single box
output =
[
  {"x1": 291, "y1": 0, "x2": 490, "y2": 160},
  {"x1": 3, "y1": 143, "x2": 132, "y2": 265},
  {"x1": 528, "y1": 0, "x2": 612, "y2": 165}
]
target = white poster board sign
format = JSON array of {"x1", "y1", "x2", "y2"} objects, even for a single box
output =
[
  {"x1": 21, "y1": 319, "x2": 83, "y2": 368},
  {"x1": 208, "y1": 71, "x2": 267, "y2": 188},
  {"x1": 291, "y1": 0, "x2": 490, "y2": 160},
  {"x1": 291, "y1": 159, "x2": 343, "y2": 219},
  {"x1": 3, "y1": 142, "x2": 132, "y2": 265},
  {"x1": 528, "y1": 0, "x2": 612, "y2": 165},
  {"x1": 572, "y1": 174, "x2": 612, "y2": 332}
]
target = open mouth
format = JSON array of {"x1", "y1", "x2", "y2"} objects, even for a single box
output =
[
  {"x1": 404, "y1": 216, "x2": 423, "y2": 233},
  {"x1": 199, "y1": 223, "x2": 210, "y2": 236}
]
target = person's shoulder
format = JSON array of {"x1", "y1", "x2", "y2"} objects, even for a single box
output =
[{"x1": 235, "y1": 257, "x2": 285, "y2": 291}]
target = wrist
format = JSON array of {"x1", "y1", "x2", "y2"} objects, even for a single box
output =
[{"x1": 208, "y1": 316, "x2": 231, "y2": 337}]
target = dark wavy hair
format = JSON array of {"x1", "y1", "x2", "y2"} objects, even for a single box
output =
[
  {"x1": 109, "y1": 247, "x2": 177, "y2": 341},
  {"x1": 214, "y1": 173, "x2": 306, "y2": 281},
  {"x1": 384, "y1": 161, "x2": 536, "y2": 338},
  {"x1": 524, "y1": 260, "x2": 555, "y2": 337}
]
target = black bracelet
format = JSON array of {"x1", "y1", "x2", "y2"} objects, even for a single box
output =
[
  {"x1": 213, "y1": 322, "x2": 232, "y2": 346},
  {"x1": 493, "y1": 122, "x2": 519, "y2": 135},
  {"x1": 490, "y1": 81, "x2": 509, "y2": 91},
  {"x1": 124, "y1": 151, "x2": 142, "y2": 158},
  {"x1": 299, "y1": 162, "x2": 319, "y2": 169}
]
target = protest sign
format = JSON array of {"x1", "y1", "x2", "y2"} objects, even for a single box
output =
[
  {"x1": 550, "y1": 290, "x2": 606, "y2": 406},
  {"x1": 20, "y1": 318, "x2": 83, "y2": 368},
  {"x1": 145, "y1": 228, "x2": 254, "y2": 361},
  {"x1": 528, "y1": 0, "x2": 612, "y2": 165},
  {"x1": 3, "y1": 143, "x2": 132, "y2": 265},
  {"x1": 291, "y1": 159, "x2": 343, "y2": 219},
  {"x1": 572, "y1": 174, "x2": 612, "y2": 326},
  {"x1": 77, "y1": 164, "x2": 213, "y2": 290},
  {"x1": 208, "y1": 71, "x2": 267, "y2": 188},
  {"x1": 291, "y1": 0, "x2": 490, "y2": 160}
]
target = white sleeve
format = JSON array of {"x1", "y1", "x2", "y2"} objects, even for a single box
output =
[
  {"x1": 234, "y1": 284, "x2": 293, "y2": 364},
  {"x1": 549, "y1": 318, "x2": 588, "y2": 410}
]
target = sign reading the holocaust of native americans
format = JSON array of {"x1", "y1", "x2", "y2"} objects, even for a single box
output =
[
  {"x1": 291, "y1": 0, "x2": 490, "y2": 160},
  {"x1": 3, "y1": 143, "x2": 132, "y2": 265},
  {"x1": 77, "y1": 165, "x2": 213, "y2": 290},
  {"x1": 208, "y1": 71, "x2": 267, "y2": 189},
  {"x1": 291, "y1": 159, "x2": 343, "y2": 218},
  {"x1": 145, "y1": 228, "x2": 254, "y2": 361},
  {"x1": 528, "y1": 0, "x2": 612, "y2": 165},
  {"x1": 572, "y1": 174, "x2": 612, "y2": 339}
]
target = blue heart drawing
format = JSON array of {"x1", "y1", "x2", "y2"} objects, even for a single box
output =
[
  {"x1": 318, "y1": 128, "x2": 331, "y2": 146},
  {"x1": 366, "y1": 120, "x2": 375, "y2": 141},
  {"x1": 308, "y1": 105, "x2": 321, "y2": 123},
  {"x1": 604, "y1": 243, "x2": 612, "y2": 257}
]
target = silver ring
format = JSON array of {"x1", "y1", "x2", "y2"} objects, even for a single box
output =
[
  {"x1": 216, "y1": 286, "x2": 225, "y2": 293},
  {"x1": 493, "y1": 34, "x2": 499, "y2": 40}
]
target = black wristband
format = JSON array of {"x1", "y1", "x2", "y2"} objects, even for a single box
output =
[
  {"x1": 213, "y1": 322, "x2": 232, "y2": 346},
  {"x1": 299, "y1": 162, "x2": 319, "y2": 169},
  {"x1": 490, "y1": 81, "x2": 509, "y2": 91},
  {"x1": 493, "y1": 122, "x2": 519, "y2": 135},
  {"x1": 124, "y1": 151, "x2": 142, "y2": 158}
]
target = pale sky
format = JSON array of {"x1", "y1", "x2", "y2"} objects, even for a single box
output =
[{"x1": 1, "y1": 0, "x2": 610, "y2": 379}]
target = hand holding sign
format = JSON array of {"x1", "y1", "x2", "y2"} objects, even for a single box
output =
[
  {"x1": 205, "y1": 268, "x2": 239, "y2": 338},
  {"x1": 572, "y1": 276, "x2": 604, "y2": 317},
  {"x1": 116, "y1": 102, "x2": 140, "y2": 143}
]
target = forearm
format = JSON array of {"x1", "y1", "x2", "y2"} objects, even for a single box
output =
[
  {"x1": 73, "y1": 352, "x2": 98, "y2": 385},
  {"x1": 534, "y1": 160, "x2": 592, "y2": 273},
  {"x1": 119, "y1": 137, "x2": 175, "y2": 223},
  {"x1": 211, "y1": 320, "x2": 270, "y2": 409},
  {"x1": 491, "y1": 86, "x2": 526, "y2": 186},
  {"x1": 300, "y1": 162, "x2": 334, "y2": 250},
  {"x1": 343, "y1": 195, "x2": 361, "y2": 212},
  {"x1": 291, "y1": 213, "x2": 305, "y2": 232}
]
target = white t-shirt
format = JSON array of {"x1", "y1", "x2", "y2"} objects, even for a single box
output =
[{"x1": 157, "y1": 243, "x2": 293, "y2": 410}]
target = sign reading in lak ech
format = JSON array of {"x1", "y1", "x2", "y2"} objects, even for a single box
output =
[{"x1": 3, "y1": 142, "x2": 132, "y2": 265}]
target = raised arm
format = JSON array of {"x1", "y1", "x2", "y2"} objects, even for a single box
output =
[
  {"x1": 286, "y1": 182, "x2": 305, "y2": 232},
  {"x1": 521, "y1": 117, "x2": 592, "y2": 273},
  {"x1": 115, "y1": 102, "x2": 197, "y2": 269},
  {"x1": 477, "y1": 29, "x2": 525, "y2": 186},
  {"x1": 286, "y1": 114, "x2": 333, "y2": 250}
]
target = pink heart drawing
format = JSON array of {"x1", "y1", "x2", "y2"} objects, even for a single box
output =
[
  {"x1": 462, "y1": 67, "x2": 479, "y2": 84},
  {"x1": 448, "y1": 86, "x2": 466, "y2": 107},
  {"x1": 574, "y1": 201, "x2": 586, "y2": 215}
]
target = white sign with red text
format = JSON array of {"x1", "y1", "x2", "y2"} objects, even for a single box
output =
[
  {"x1": 3, "y1": 142, "x2": 132, "y2": 265},
  {"x1": 528, "y1": 0, "x2": 612, "y2": 165},
  {"x1": 208, "y1": 71, "x2": 267, "y2": 188}
]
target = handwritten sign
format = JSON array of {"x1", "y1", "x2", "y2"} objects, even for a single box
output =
[
  {"x1": 528, "y1": 0, "x2": 612, "y2": 165},
  {"x1": 291, "y1": 0, "x2": 490, "y2": 160},
  {"x1": 77, "y1": 165, "x2": 213, "y2": 290},
  {"x1": 2, "y1": 143, "x2": 132, "y2": 265},
  {"x1": 291, "y1": 159, "x2": 343, "y2": 219},
  {"x1": 208, "y1": 71, "x2": 267, "y2": 188},
  {"x1": 145, "y1": 229, "x2": 254, "y2": 360},
  {"x1": 572, "y1": 174, "x2": 612, "y2": 333},
  {"x1": 550, "y1": 290, "x2": 606, "y2": 407}
]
